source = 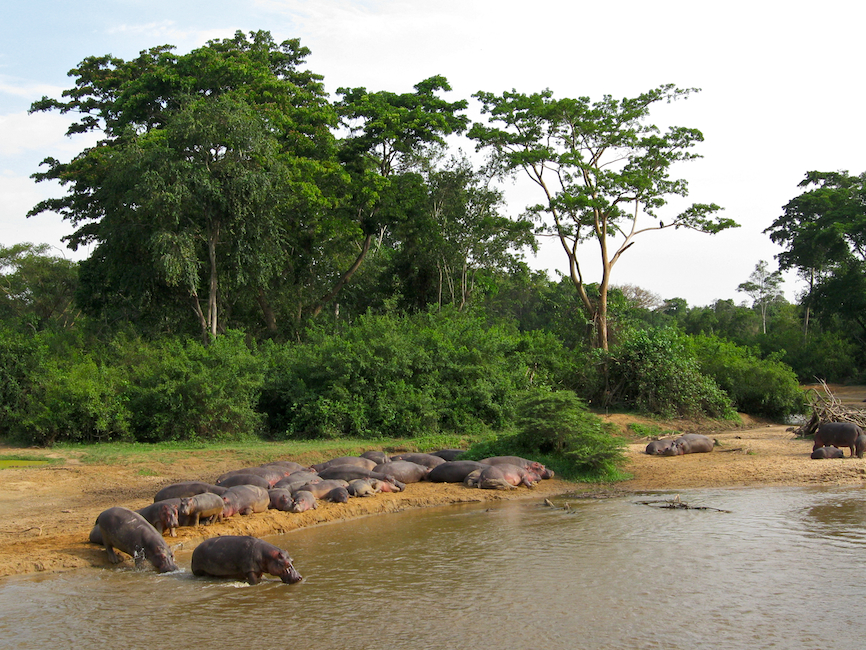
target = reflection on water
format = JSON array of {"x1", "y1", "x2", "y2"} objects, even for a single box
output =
[{"x1": 2, "y1": 487, "x2": 866, "y2": 650}]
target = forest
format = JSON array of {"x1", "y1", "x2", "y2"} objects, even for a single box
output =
[{"x1": 1, "y1": 31, "x2": 863, "y2": 474}]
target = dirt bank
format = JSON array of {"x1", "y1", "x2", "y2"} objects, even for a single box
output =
[{"x1": 2, "y1": 415, "x2": 864, "y2": 579}]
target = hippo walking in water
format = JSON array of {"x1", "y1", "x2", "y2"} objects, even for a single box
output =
[
  {"x1": 95, "y1": 507, "x2": 178, "y2": 573},
  {"x1": 192, "y1": 536, "x2": 302, "y2": 585},
  {"x1": 813, "y1": 422, "x2": 865, "y2": 458}
]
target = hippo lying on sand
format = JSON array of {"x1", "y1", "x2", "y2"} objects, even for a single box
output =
[
  {"x1": 191, "y1": 536, "x2": 302, "y2": 585},
  {"x1": 645, "y1": 439, "x2": 676, "y2": 455},
  {"x1": 811, "y1": 446, "x2": 845, "y2": 459},
  {"x1": 661, "y1": 434, "x2": 715, "y2": 455}
]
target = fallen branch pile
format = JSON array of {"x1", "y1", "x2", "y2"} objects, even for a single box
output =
[{"x1": 791, "y1": 380, "x2": 866, "y2": 437}]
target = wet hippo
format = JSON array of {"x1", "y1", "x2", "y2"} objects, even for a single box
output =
[
  {"x1": 811, "y1": 446, "x2": 845, "y2": 459},
  {"x1": 179, "y1": 492, "x2": 224, "y2": 526},
  {"x1": 388, "y1": 453, "x2": 447, "y2": 469},
  {"x1": 191, "y1": 536, "x2": 302, "y2": 585},
  {"x1": 295, "y1": 479, "x2": 349, "y2": 499},
  {"x1": 221, "y1": 485, "x2": 270, "y2": 518},
  {"x1": 311, "y1": 456, "x2": 378, "y2": 472},
  {"x1": 813, "y1": 422, "x2": 864, "y2": 458},
  {"x1": 215, "y1": 473, "x2": 272, "y2": 490},
  {"x1": 289, "y1": 490, "x2": 318, "y2": 513},
  {"x1": 95, "y1": 506, "x2": 178, "y2": 573},
  {"x1": 665, "y1": 434, "x2": 715, "y2": 455},
  {"x1": 427, "y1": 460, "x2": 488, "y2": 483},
  {"x1": 645, "y1": 439, "x2": 677, "y2": 455},
  {"x1": 153, "y1": 481, "x2": 227, "y2": 502},
  {"x1": 347, "y1": 479, "x2": 379, "y2": 497},
  {"x1": 373, "y1": 460, "x2": 430, "y2": 483},
  {"x1": 316, "y1": 465, "x2": 406, "y2": 490},
  {"x1": 431, "y1": 449, "x2": 465, "y2": 461},
  {"x1": 360, "y1": 450, "x2": 389, "y2": 464}
]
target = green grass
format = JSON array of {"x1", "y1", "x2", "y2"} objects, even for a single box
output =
[
  {"x1": 0, "y1": 454, "x2": 61, "y2": 469},
  {"x1": 626, "y1": 422, "x2": 682, "y2": 439}
]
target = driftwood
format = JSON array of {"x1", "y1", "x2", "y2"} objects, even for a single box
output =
[
  {"x1": 791, "y1": 380, "x2": 866, "y2": 437},
  {"x1": 636, "y1": 494, "x2": 731, "y2": 513}
]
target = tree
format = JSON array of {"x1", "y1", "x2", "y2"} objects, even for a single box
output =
[
  {"x1": 469, "y1": 84, "x2": 738, "y2": 350},
  {"x1": 737, "y1": 260, "x2": 784, "y2": 334},
  {"x1": 765, "y1": 170, "x2": 866, "y2": 340},
  {"x1": 28, "y1": 31, "x2": 340, "y2": 340},
  {"x1": 0, "y1": 244, "x2": 79, "y2": 331}
]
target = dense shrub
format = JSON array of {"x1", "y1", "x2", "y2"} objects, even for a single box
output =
[
  {"x1": 259, "y1": 309, "x2": 564, "y2": 439},
  {"x1": 690, "y1": 334, "x2": 807, "y2": 419},
  {"x1": 601, "y1": 328, "x2": 736, "y2": 418}
]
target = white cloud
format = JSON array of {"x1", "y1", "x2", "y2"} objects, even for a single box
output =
[{"x1": 0, "y1": 111, "x2": 96, "y2": 157}]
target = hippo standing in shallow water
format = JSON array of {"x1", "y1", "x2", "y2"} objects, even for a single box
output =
[
  {"x1": 191, "y1": 536, "x2": 302, "y2": 585},
  {"x1": 95, "y1": 507, "x2": 178, "y2": 573},
  {"x1": 813, "y1": 422, "x2": 865, "y2": 458},
  {"x1": 811, "y1": 446, "x2": 845, "y2": 459}
]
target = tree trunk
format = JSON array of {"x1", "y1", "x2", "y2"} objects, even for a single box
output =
[
  {"x1": 207, "y1": 220, "x2": 220, "y2": 338},
  {"x1": 256, "y1": 287, "x2": 278, "y2": 334},
  {"x1": 310, "y1": 233, "x2": 372, "y2": 317}
]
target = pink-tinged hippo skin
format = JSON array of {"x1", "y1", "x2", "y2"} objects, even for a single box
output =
[
  {"x1": 465, "y1": 463, "x2": 539, "y2": 490},
  {"x1": 153, "y1": 482, "x2": 228, "y2": 502},
  {"x1": 179, "y1": 492, "x2": 224, "y2": 526},
  {"x1": 294, "y1": 480, "x2": 349, "y2": 500},
  {"x1": 811, "y1": 446, "x2": 845, "y2": 459},
  {"x1": 347, "y1": 479, "x2": 379, "y2": 497},
  {"x1": 813, "y1": 422, "x2": 864, "y2": 458},
  {"x1": 311, "y1": 456, "x2": 378, "y2": 473},
  {"x1": 95, "y1": 507, "x2": 178, "y2": 573},
  {"x1": 645, "y1": 439, "x2": 677, "y2": 455},
  {"x1": 388, "y1": 453, "x2": 447, "y2": 469},
  {"x1": 479, "y1": 456, "x2": 554, "y2": 479},
  {"x1": 191, "y1": 536, "x2": 302, "y2": 585},
  {"x1": 289, "y1": 490, "x2": 318, "y2": 513},
  {"x1": 372, "y1": 460, "x2": 430, "y2": 483},
  {"x1": 221, "y1": 485, "x2": 270, "y2": 518},
  {"x1": 427, "y1": 461, "x2": 488, "y2": 483}
]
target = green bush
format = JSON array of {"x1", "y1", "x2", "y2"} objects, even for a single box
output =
[
  {"x1": 690, "y1": 334, "x2": 807, "y2": 419},
  {"x1": 602, "y1": 328, "x2": 736, "y2": 419}
]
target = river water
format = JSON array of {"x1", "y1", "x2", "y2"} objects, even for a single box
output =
[{"x1": 2, "y1": 486, "x2": 865, "y2": 650}]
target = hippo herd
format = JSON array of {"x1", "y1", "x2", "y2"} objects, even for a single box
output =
[
  {"x1": 644, "y1": 421, "x2": 866, "y2": 462},
  {"x1": 90, "y1": 449, "x2": 554, "y2": 582}
]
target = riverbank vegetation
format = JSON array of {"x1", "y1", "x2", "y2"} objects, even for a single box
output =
[{"x1": 2, "y1": 30, "x2": 861, "y2": 480}]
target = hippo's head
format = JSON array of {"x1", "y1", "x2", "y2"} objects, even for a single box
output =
[
  {"x1": 150, "y1": 548, "x2": 179, "y2": 573},
  {"x1": 661, "y1": 442, "x2": 684, "y2": 456},
  {"x1": 161, "y1": 503, "x2": 180, "y2": 530},
  {"x1": 266, "y1": 549, "x2": 302, "y2": 584}
]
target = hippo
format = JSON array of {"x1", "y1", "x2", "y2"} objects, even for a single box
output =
[
  {"x1": 311, "y1": 456, "x2": 377, "y2": 473},
  {"x1": 316, "y1": 465, "x2": 406, "y2": 490},
  {"x1": 373, "y1": 460, "x2": 430, "y2": 483},
  {"x1": 153, "y1": 481, "x2": 227, "y2": 502},
  {"x1": 289, "y1": 490, "x2": 318, "y2": 513},
  {"x1": 388, "y1": 453, "x2": 447, "y2": 469},
  {"x1": 369, "y1": 478, "x2": 401, "y2": 493},
  {"x1": 813, "y1": 422, "x2": 864, "y2": 458},
  {"x1": 431, "y1": 449, "x2": 465, "y2": 461},
  {"x1": 295, "y1": 479, "x2": 349, "y2": 500},
  {"x1": 645, "y1": 439, "x2": 677, "y2": 455},
  {"x1": 260, "y1": 460, "x2": 307, "y2": 475},
  {"x1": 858, "y1": 435, "x2": 866, "y2": 459},
  {"x1": 216, "y1": 466, "x2": 285, "y2": 487},
  {"x1": 347, "y1": 479, "x2": 379, "y2": 497},
  {"x1": 268, "y1": 488, "x2": 296, "y2": 512},
  {"x1": 191, "y1": 536, "x2": 302, "y2": 585},
  {"x1": 479, "y1": 456, "x2": 554, "y2": 478},
  {"x1": 215, "y1": 473, "x2": 272, "y2": 490},
  {"x1": 323, "y1": 486, "x2": 350, "y2": 503},
  {"x1": 89, "y1": 499, "x2": 180, "y2": 546},
  {"x1": 179, "y1": 492, "x2": 224, "y2": 526},
  {"x1": 665, "y1": 434, "x2": 715, "y2": 455},
  {"x1": 811, "y1": 446, "x2": 845, "y2": 459},
  {"x1": 465, "y1": 463, "x2": 539, "y2": 489},
  {"x1": 221, "y1": 485, "x2": 270, "y2": 518},
  {"x1": 95, "y1": 506, "x2": 178, "y2": 573},
  {"x1": 427, "y1": 460, "x2": 488, "y2": 483},
  {"x1": 360, "y1": 450, "x2": 389, "y2": 464}
]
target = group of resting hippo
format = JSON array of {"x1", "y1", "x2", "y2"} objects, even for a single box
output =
[
  {"x1": 89, "y1": 449, "x2": 555, "y2": 584},
  {"x1": 644, "y1": 422, "x2": 866, "y2": 461}
]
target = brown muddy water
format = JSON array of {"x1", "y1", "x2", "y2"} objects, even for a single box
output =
[{"x1": 2, "y1": 487, "x2": 866, "y2": 650}]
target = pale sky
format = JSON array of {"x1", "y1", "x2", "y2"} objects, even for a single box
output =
[{"x1": 2, "y1": 0, "x2": 864, "y2": 307}]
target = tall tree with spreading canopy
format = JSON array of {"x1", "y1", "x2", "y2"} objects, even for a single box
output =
[
  {"x1": 28, "y1": 31, "x2": 340, "y2": 340},
  {"x1": 737, "y1": 260, "x2": 785, "y2": 334},
  {"x1": 765, "y1": 170, "x2": 866, "y2": 339},
  {"x1": 469, "y1": 84, "x2": 738, "y2": 350}
]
